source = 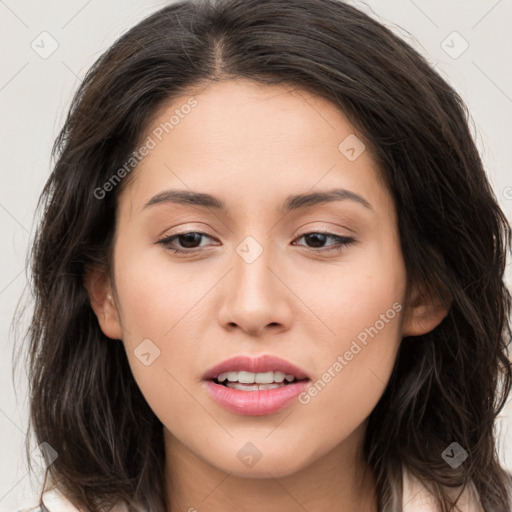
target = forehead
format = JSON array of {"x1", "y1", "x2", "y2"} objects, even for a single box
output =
[{"x1": 119, "y1": 79, "x2": 391, "y2": 220}]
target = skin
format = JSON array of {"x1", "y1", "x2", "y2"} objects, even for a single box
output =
[{"x1": 85, "y1": 79, "x2": 448, "y2": 512}]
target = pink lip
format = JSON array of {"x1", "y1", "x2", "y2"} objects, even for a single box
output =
[
  {"x1": 202, "y1": 354, "x2": 310, "y2": 381},
  {"x1": 202, "y1": 354, "x2": 310, "y2": 416},
  {"x1": 204, "y1": 379, "x2": 310, "y2": 416}
]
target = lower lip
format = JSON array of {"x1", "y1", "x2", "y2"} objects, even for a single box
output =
[{"x1": 204, "y1": 379, "x2": 310, "y2": 416}]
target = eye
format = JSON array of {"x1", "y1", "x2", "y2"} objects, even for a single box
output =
[
  {"x1": 157, "y1": 231, "x2": 217, "y2": 254},
  {"x1": 156, "y1": 231, "x2": 356, "y2": 254},
  {"x1": 292, "y1": 232, "x2": 356, "y2": 253}
]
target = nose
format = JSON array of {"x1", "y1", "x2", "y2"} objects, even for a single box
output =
[{"x1": 217, "y1": 243, "x2": 293, "y2": 337}]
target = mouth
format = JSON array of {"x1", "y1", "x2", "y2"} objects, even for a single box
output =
[
  {"x1": 211, "y1": 371, "x2": 308, "y2": 391},
  {"x1": 203, "y1": 353, "x2": 310, "y2": 383},
  {"x1": 202, "y1": 354, "x2": 311, "y2": 415}
]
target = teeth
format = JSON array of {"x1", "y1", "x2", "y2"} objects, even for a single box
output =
[
  {"x1": 225, "y1": 382, "x2": 287, "y2": 391},
  {"x1": 273, "y1": 371, "x2": 286, "y2": 383},
  {"x1": 217, "y1": 371, "x2": 295, "y2": 384}
]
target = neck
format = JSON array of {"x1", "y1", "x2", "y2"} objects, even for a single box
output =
[{"x1": 163, "y1": 424, "x2": 378, "y2": 512}]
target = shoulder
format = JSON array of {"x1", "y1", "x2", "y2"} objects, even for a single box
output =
[{"x1": 402, "y1": 466, "x2": 485, "y2": 512}]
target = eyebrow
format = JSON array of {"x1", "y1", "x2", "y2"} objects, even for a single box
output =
[{"x1": 141, "y1": 187, "x2": 372, "y2": 214}]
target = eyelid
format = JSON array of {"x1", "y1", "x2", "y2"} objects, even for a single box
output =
[{"x1": 156, "y1": 228, "x2": 356, "y2": 255}]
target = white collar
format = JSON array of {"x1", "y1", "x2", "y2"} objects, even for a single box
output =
[
  {"x1": 40, "y1": 466, "x2": 483, "y2": 512},
  {"x1": 41, "y1": 488, "x2": 127, "y2": 512},
  {"x1": 402, "y1": 466, "x2": 483, "y2": 511}
]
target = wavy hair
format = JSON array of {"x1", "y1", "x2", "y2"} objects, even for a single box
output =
[{"x1": 15, "y1": 0, "x2": 512, "y2": 510}]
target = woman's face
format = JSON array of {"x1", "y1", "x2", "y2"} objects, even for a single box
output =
[{"x1": 90, "y1": 79, "x2": 441, "y2": 479}]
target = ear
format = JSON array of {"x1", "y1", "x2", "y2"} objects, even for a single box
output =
[
  {"x1": 401, "y1": 280, "x2": 452, "y2": 338},
  {"x1": 83, "y1": 264, "x2": 123, "y2": 340}
]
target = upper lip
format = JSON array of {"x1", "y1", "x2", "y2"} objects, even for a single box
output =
[{"x1": 203, "y1": 354, "x2": 310, "y2": 381}]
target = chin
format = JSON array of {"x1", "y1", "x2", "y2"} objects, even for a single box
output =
[{"x1": 207, "y1": 449, "x2": 310, "y2": 479}]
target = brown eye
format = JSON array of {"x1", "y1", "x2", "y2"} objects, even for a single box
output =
[
  {"x1": 156, "y1": 231, "x2": 356, "y2": 255},
  {"x1": 157, "y1": 232, "x2": 216, "y2": 253},
  {"x1": 293, "y1": 232, "x2": 356, "y2": 253}
]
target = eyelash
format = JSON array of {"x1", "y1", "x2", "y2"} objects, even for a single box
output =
[{"x1": 156, "y1": 231, "x2": 356, "y2": 255}]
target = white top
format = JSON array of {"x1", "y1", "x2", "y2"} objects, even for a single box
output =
[
  {"x1": 18, "y1": 466, "x2": 485, "y2": 512},
  {"x1": 402, "y1": 466, "x2": 484, "y2": 511}
]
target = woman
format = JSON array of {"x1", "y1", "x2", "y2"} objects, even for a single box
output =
[{"x1": 18, "y1": 0, "x2": 512, "y2": 510}]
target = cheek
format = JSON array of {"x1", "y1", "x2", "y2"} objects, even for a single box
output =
[
  {"x1": 295, "y1": 240, "x2": 405, "y2": 433},
  {"x1": 319, "y1": 235, "x2": 406, "y2": 341},
  {"x1": 294, "y1": 302, "x2": 403, "y2": 461},
  {"x1": 114, "y1": 242, "x2": 208, "y2": 340},
  {"x1": 112, "y1": 246, "x2": 207, "y2": 407}
]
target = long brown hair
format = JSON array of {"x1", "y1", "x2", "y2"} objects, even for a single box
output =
[{"x1": 15, "y1": 0, "x2": 512, "y2": 510}]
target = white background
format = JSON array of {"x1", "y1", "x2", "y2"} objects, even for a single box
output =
[{"x1": 1, "y1": 0, "x2": 511, "y2": 510}]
